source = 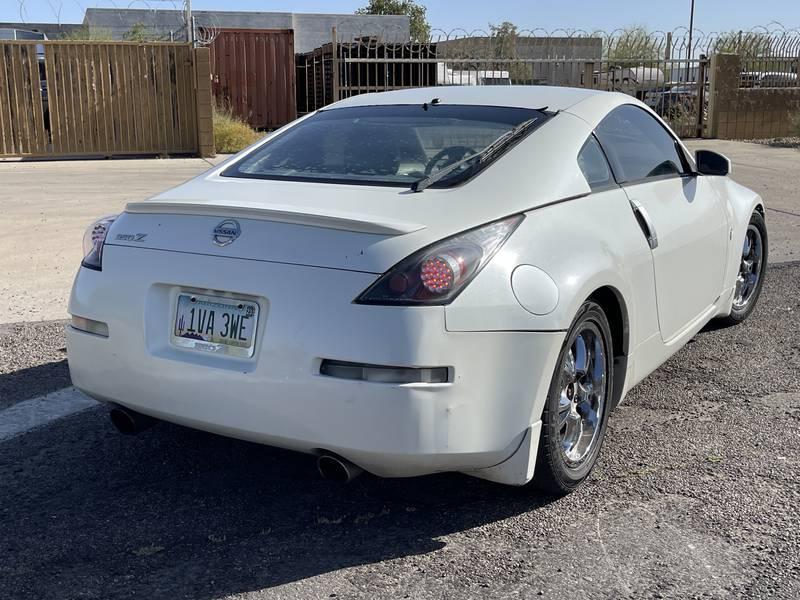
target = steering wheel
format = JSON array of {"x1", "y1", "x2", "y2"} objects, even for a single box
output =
[{"x1": 424, "y1": 146, "x2": 478, "y2": 176}]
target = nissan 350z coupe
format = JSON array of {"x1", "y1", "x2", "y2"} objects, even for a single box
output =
[{"x1": 67, "y1": 87, "x2": 767, "y2": 493}]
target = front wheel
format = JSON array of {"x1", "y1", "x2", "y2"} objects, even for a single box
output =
[
  {"x1": 533, "y1": 301, "x2": 613, "y2": 495},
  {"x1": 719, "y1": 210, "x2": 768, "y2": 326}
]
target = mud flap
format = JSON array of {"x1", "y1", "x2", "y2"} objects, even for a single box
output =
[{"x1": 466, "y1": 421, "x2": 542, "y2": 486}]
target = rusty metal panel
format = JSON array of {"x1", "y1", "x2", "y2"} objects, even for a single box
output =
[{"x1": 209, "y1": 29, "x2": 297, "y2": 130}]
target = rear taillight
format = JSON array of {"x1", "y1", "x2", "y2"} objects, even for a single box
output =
[
  {"x1": 81, "y1": 215, "x2": 118, "y2": 271},
  {"x1": 355, "y1": 214, "x2": 524, "y2": 305}
]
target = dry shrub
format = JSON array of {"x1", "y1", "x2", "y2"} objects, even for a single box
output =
[{"x1": 213, "y1": 105, "x2": 262, "y2": 154}]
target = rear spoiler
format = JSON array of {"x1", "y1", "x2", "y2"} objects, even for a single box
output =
[{"x1": 125, "y1": 201, "x2": 425, "y2": 236}]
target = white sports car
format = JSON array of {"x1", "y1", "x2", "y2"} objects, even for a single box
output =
[{"x1": 67, "y1": 87, "x2": 767, "y2": 494}]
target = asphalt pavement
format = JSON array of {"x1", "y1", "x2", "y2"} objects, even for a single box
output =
[
  {"x1": 1, "y1": 139, "x2": 798, "y2": 598},
  {"x1": 0, "y1": 320, "x2": 70, "y2": 411},
  {"x1": 1, "y1": 261, "x2": 798, "y2": 599}
]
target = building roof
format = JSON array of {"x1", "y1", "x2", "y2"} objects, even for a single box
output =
[
  {"x1": 83, "y1": 8, "x2": 410, "y2": 51},
  {"x1": 0, "y1": 22, "x2": 83, "y2": 40}
]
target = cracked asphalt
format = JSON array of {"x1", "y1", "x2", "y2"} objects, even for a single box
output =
[{"x1": 1, "y1": 261, "x2": 798, "y2": 600}]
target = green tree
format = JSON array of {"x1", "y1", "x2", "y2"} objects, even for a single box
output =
[
  {"x1": 607, "y1": 25, "x2": 660, "y2": 62},
  {"x1": 489, "y1": 21, "x2": 530, "y2": 83},
  {"x1": 489, "y1": 21, "x2": 518, "y2": 59},
  {"x1": 356, "y1": 0, "x2": 431, "y2": 43},
  {"x1": 122, "y1": 23, "x2": 152, "y2": 43},
  {"x1": 713, "y1": 31, "x2": 771, "y2": 57},
  {"x1": 713, "y1": 31, "x2": 781, "y2": 72}
]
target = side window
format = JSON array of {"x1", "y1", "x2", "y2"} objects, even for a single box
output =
[
  {"x1": 577, "y1": 135, "x2": 614, "y2": 190},
  {"x1": 595, "y1": 105, "x2": 686, "y2": 183}
]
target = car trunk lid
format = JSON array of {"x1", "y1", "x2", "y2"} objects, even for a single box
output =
[{"x1": 109, "y1": 114, "x2": 593, "y2": 273}]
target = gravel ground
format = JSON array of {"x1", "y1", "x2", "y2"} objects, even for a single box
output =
[
  {"x1": 0, "y1": 263, "x2": 798, "y2": 599},
  {"x1": 0, "y1": 320, "x2": 69, "y2": 410},
  {"x1": 744, "y1": 137, "x2": 800, "y2": 149}
]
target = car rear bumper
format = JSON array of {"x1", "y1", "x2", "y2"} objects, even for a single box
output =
[{"x1": 67, "y1": 245, "x2": 564, "y2": 478}]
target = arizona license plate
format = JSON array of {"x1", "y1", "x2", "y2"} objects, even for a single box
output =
[{"x1": 171, "y1": 293, "x2": 259, "y2": 358}]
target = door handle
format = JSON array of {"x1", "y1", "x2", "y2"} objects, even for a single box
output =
[{"x1": 629, "y1": 199, "x2": 659, "y2": 250}]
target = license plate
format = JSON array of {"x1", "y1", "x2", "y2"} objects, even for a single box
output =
[{"x1": 171, "y1": 293, "x2": 259, "y2": 358}]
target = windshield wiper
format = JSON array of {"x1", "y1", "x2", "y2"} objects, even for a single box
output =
[{"x1": 410, "y1": 117, "x2": 539, "y2": 192}]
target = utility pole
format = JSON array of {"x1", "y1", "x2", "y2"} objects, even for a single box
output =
[
  {"x1": 185, "y1": 0, "x2": 194, "y2": 45},
  {"x1": 686, "y1": 0, "x2": 696, "y2": 82}
]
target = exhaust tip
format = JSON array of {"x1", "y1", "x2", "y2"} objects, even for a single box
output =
[
  {"x1": 317, "y1": 454, "x2": 363, "y2": 483},
  {"x1": 109, "y1": 406, "x2": 156, "y2": 435},
  {"x1": 109, "y1": 408, "x2": 137, "y2": 434}
]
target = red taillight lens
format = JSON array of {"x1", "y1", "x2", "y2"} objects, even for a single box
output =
[
  {"x1": 420, "y1": 254, "x2": 461, "y2": 293},
  {"x1": 355, "y1": 214, "x2": 524, "y2": 305}
]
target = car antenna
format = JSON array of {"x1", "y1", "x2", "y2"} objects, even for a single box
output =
[{"x1": 422, "y1": 98, "x2": 441, "y2": 111}]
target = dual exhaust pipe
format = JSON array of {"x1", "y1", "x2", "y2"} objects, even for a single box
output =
[{"x1": 109, "y1": 406, "x2": 363, "y2": 482}]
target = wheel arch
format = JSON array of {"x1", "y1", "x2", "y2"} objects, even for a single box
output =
[
  {"x1": 586, "y1": 285, "x2": 629, "y2": 410},
  {"x1": 710, "y1": 178, "x2": 767, "y2": 313}
]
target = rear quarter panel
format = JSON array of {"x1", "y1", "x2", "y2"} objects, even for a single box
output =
[{"x1": 445, "y1": 189, "x2": 659, "y2": 354}]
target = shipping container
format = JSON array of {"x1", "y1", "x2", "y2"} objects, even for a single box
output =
[{"x1": 208, "y1": 28, "x2": 297, "y2": 130}]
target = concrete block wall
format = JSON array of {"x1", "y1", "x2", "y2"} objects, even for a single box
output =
[
  {"x1": 709, "y1": 53, "x2": 800, "y2": 139},
  {"x1": 193, "y1": 47, "x2": 215, "y2": 158}
]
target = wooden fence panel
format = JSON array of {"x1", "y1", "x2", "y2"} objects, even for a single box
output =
[
  {"x1": 0, "y1": 42, "x2": 48, "y2": 155},
  {"x1": 1, "y1": 41, "x2": 211, "y2": 158}
]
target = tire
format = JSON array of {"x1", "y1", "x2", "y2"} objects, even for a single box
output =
[
  {"x1": 718, "y1": 210, "x2": 768, "y2": 326},
  {"x1": 533, "y1": 301, "x2": 614, "y2": 495}
]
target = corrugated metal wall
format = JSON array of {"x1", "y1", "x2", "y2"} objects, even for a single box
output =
[{"x1": 209, "y1": 29, "x2": 297, "y2": 130}]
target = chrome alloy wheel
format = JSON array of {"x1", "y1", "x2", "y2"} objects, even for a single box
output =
[
  {"x1": 558, "y1": 324, "x2": 607, "y2": 465},
  {"x1": 733, "y1": 224, "x2": 764, "y2": 310}
]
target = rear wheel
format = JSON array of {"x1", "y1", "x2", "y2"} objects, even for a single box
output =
[
  {"x1": 533, "y1": 301, "x2": 613, "y2": 495},
  {"x1": 719, "y1": 210, "x2": 768, "y2": 325}
]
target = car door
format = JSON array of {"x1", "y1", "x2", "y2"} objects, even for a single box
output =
[
  {"x1": 576, "y1": 133, "x2": 662, "y2": 354},
  {"x1": 595, "y1": 104, "x2": 729, "y2": 342}
]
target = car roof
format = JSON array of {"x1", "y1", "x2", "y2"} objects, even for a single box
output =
[
  {"x1": 325, "y1": 85, "x2": 639, "y2": 129},
  {"x1": 327, "y1": 85, "x2": 608, "y2": 112}
]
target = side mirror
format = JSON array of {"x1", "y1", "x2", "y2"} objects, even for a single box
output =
[{"x1": 695, "y1": 150, "x2": 731, "y2": 176}]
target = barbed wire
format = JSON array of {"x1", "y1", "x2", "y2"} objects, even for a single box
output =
[
  {"x1": 335, "y1": 22, "x2": 800, "y2": 60},
  {"x1": 16, "y1": 0, "x2": 28, "y2": 22},
  {"x1": 7, "y1": 4, "x2": 799, "y2": 56},
  {"x1": 194, "y1": 12, "x2": 220, "y2": 46}
]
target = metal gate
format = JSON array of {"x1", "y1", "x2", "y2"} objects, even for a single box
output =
[
  {"x1": 590, "y1": 56, "x2": 709, "y2": 138},
  {"x1": 297, "y1": 30, "x2": 717, "y2": 138}
]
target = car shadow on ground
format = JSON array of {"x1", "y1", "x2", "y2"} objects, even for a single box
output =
[
  {"x1": 1, "y1": 409, "x2": 558, "y2": 599},
  {"x1": 0, "y1": 359, "x2": 71, "y2": 409}
]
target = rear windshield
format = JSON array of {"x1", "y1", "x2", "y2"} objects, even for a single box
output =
[{"x1": 223, "y1": 104, "x2": 548, "y2": 188}]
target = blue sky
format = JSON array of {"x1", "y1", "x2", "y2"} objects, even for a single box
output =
[{"x1": 4, "y1": 0, "x2": 799, "y2": 33}]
